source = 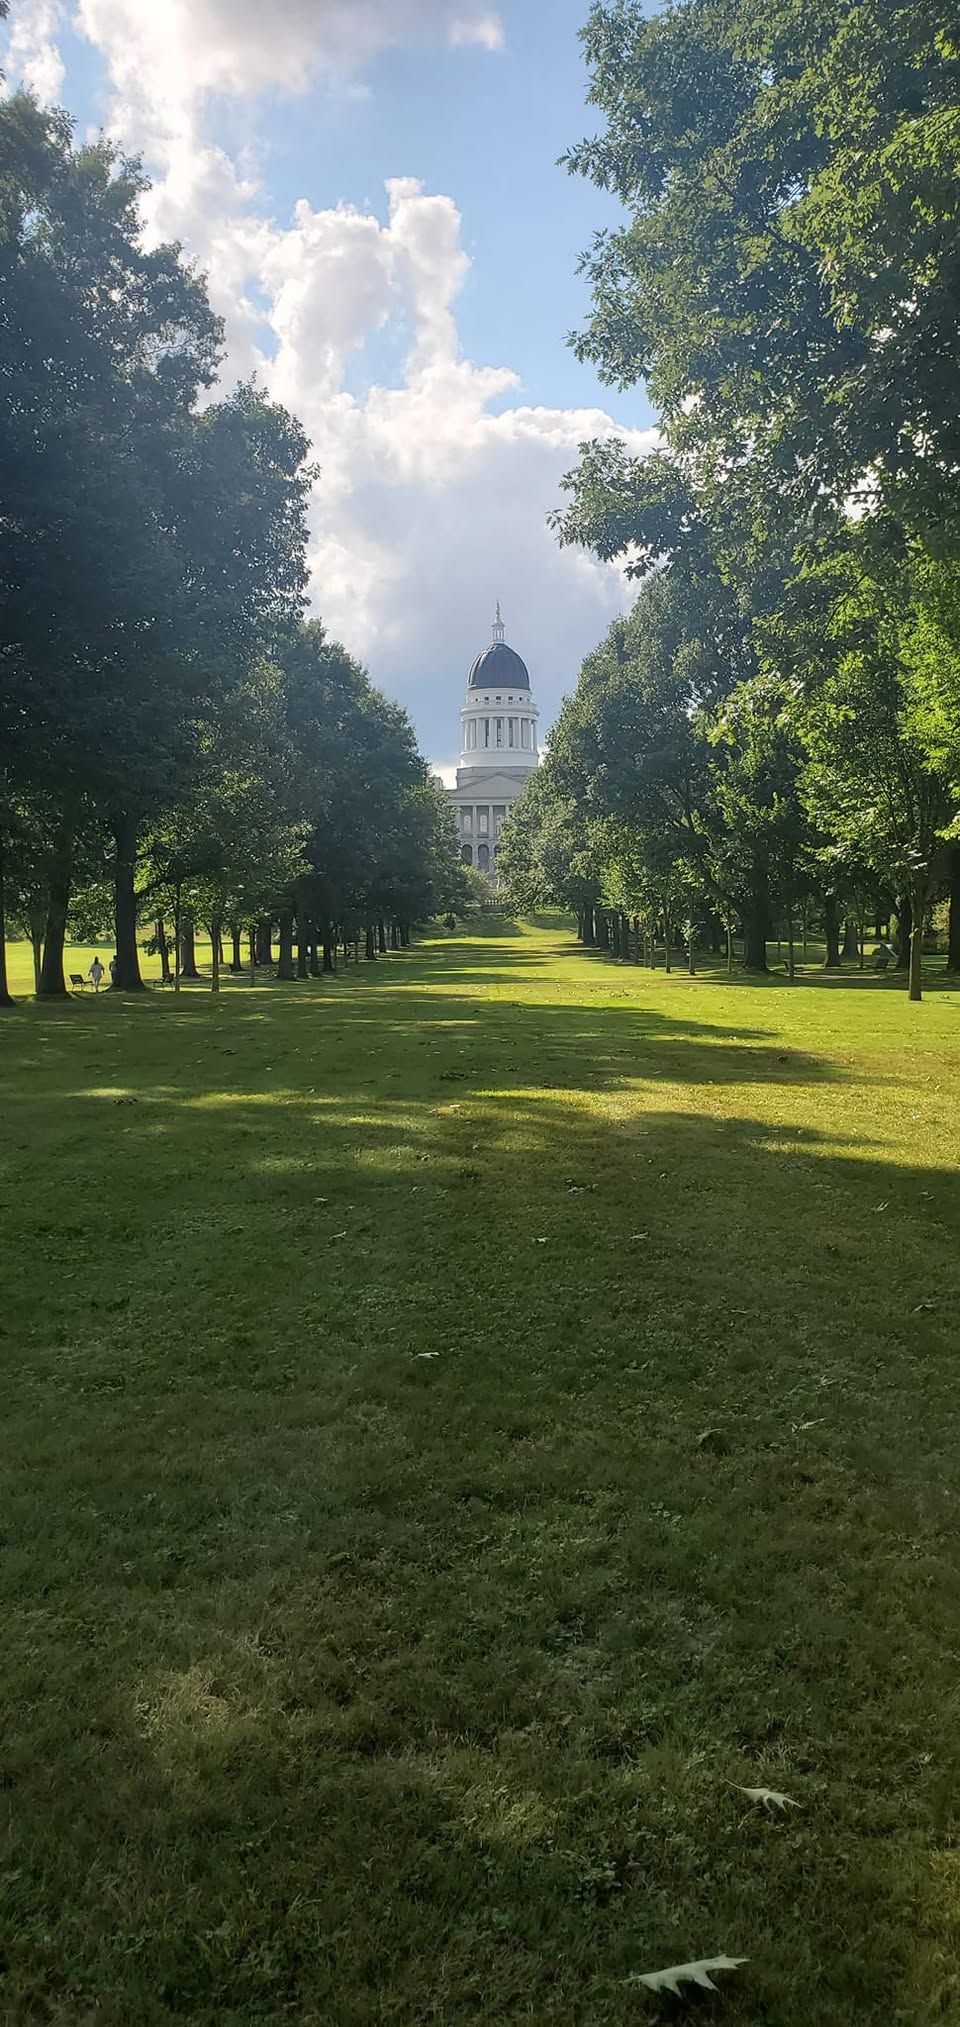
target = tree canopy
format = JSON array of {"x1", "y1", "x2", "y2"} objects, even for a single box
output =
[
  {"x1": 533, "y1": 0, "x2": 960, "y2": 1000},
  {"x1": 0, "y1": 87, "x2": 465, "y2": 1005}
]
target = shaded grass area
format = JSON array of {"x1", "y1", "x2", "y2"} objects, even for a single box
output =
[{"x1": 2, "y1": 923, "x2": 960, "y2": 2023}]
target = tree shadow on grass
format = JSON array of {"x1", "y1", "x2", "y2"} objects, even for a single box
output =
[
  {"x1": 561, "y1": 935, "x2": 960, "y2": 996},
  {"x1": 5, "y1": 986, "x2": 866, "y2": 1098},
  {"x1": 1, "y1": 984, "x2": 958, "y2": 2022}
]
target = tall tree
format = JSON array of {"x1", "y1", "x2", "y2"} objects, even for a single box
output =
[
  {"x1": 778, "y1": 533, "x2": 960, "y2": 1001},
  {"x1": 0, "y1": 92, "x2": 312, "y2": 994},
  {"x1": 565, "y1": 0, "x2": 960, "y2": 544},
  {"x1": 0, "y1": 94, "x2": 219, "y2": 993}
]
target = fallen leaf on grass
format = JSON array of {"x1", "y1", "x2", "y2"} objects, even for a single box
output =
[
  {"x1": 629, "y1": 1956, "x2": 746, "y2": 1997},
  {"x1": 734, "y1": 1785, "x2": 800, "y2": 1812},
  {"x1": 330, "y1": 1230, "x2": 347, "y2": 1239}
]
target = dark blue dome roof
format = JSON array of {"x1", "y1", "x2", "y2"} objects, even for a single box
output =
[{"x1": 468, "y1": 642, "x2": 530, "y2": 690}]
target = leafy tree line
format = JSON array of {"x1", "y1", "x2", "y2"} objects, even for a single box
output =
[
  {"x1": 0, "y1": 74, "x2": 465, "y2": 1003},
  {"x1": 501, "y1": 0, "x2": 960, "y2": 1001}
]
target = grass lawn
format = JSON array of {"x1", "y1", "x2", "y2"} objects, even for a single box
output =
[{"x1": 2, "y1": 919, "x2": 960, "y2": 2024}]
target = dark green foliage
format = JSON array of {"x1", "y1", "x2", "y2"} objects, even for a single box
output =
[
  {"x1": 0, "y1": 91, "x2": 452, "y2": 1000},
  {"x1": 546, "y1": 0, "x2": 960, "y2": 999},
  {"x1": 566, "y1": 0, "x2": 960, "y2": 537}
]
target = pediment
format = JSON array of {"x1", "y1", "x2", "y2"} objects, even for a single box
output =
[{"x1": 452, "y1": 770, "x2": 533, "y2": 799}]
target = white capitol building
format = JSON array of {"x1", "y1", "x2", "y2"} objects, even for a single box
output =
[{"x1": 448, "y1": 605, "x2": 540, "y2": 876}]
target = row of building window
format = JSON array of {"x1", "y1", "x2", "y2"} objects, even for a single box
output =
[
  {"x1": 460, "y1": 805, "x2": 505, "y2": 838},
  {"x1": 461, "y1": 842, "x2": 495, "y2": 868},
  {"x1": 464, "y1": 716, "x2": 534, "y2": 751}
]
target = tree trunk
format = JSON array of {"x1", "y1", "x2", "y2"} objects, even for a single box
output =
[
  {"x1": 30, "y1": 923, "x2": 42, "y2": 995},
  {"x1": 664, "y1": 917, "x2": 672, "y2": 974},
  {"x1": 895, "y1": 896, "x2": 912, "y2": 970},
  {"x1": 726, "y1": 922, "x2": 734, "y2": 975},
  {"x1": 909, "y1": 884, "x2": 924, "y2": 1003},
  {"x1": 378, "y1": 920, "x2": 387, "y2": 954},
  {"x1": 687, "y1": 930, "x2": 696, "y2": 976},
  {"x1": 947, "y1": 845, "x2": 960, "y2": 972},
  {"x1": 400, "y1": 923, "x2": 410, "y2": 948},
  {"x1": 742, "y1": 863, "x2": 769, "y2": 972},
  {"x1": 249, "y1": 928, "x2": 256, "y2": 988},
  {"x1": 322, "y1": 932, "x2": 335, "y2": 973},
  {"x1": 633, "y1": 915, "x2": 641, "y2": 963},
  {"x1": 156, "y1": 918, "x2": 172, "y2": 984},
  {"x1": 180, "y1": 916, "x2": 200, "y2": 979},
  {"x1": 210, "y1": 921, "x2": 221, "y2": 994},
  {"x1": 842, "y1": 915, "x2": 859, "y2": 963},
  {"x1": 787, "y1": 903, "x2": 796, "y2": 982},
  {"x1": 365, "y1": 922, "x2": 376, "y2": 960},
  {"x1": 296, "y1": 905, "x2": 309, "y2": 979},
  {"x1": 38, "y1": 822, "x2": 73, "y2": 998},
  {"x1": 582, "y1": 908, "x2": 595, "y2": 946},
  {"x1": 277, "y1": 907, "x2": 295, "y2": 981},
  {"x1": 255, "y1": 917, "x2": 272, "y2": 966},
  {"x1": 229, "y1": 926, "x2": 243, "y2": 973},
  {"x1": 0, "y1": 836, "x2": 14, "y2": 1007},
  {"x1": 596, "y1": 912, "x2": 609, "y2": 950},
  {"x1": 823, "y1": 894, "x2": 842, "y2": 970},
  {"x1": 112, "y1": 810, "x2": 144, "y2": 991},
  {"x1": 174, "y1": 882, "x2": 182, "y2": 995}
]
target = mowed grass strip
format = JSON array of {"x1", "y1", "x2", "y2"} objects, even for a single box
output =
[{"x1": 1, "y1": 920, "x2": 959, "y2": 2025}]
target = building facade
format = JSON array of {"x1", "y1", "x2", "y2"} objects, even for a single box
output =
[{"x1": 449, "y1": 606, "x2": 539, "y2": 877}]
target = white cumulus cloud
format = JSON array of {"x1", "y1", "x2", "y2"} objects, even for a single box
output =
[
  {"x1": 2, "y1": 0, "x2": 65, "y2": 104},
  {"x1": 75, "y1": 0, "x2": 505, "y2": 108}
]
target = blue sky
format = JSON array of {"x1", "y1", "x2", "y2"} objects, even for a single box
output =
[{"x1": 2, "y1": 0, "x2": 656, "y2": 765}]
